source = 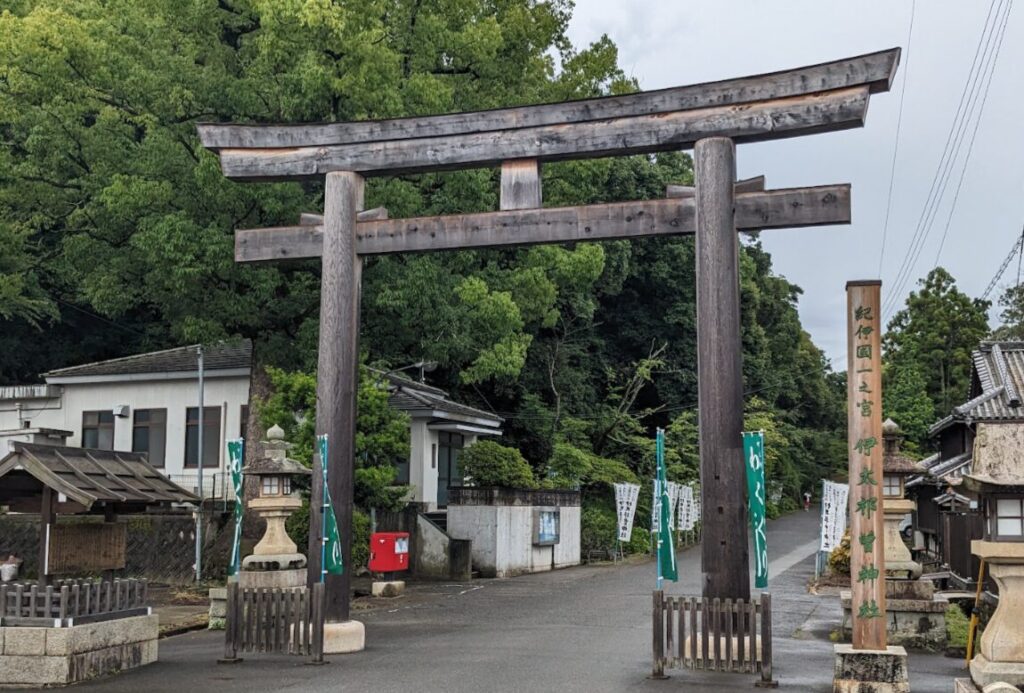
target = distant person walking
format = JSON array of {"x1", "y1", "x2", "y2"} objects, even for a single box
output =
[{"x1": 803, "y1": 491, "x2": 812, "y2": 512}]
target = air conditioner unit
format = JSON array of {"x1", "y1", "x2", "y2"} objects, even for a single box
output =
[{"x1": 113, "y1": 404, "x2": 130, "y2": 418}]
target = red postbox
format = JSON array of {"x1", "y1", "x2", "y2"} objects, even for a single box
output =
[{"x1": 369, "y1": 532, "x2": 410, "y2": 573}]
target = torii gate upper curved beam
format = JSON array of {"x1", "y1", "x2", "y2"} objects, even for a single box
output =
[{"x1": 197, "y1": 48, "x2": 900, "y2": 180}]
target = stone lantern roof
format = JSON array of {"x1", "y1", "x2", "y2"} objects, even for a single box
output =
[
  {"x1": 882, "y1": 419, "x2": 922, "y2": 475},
  {"x1": 242, "y1": 424, "x2": 311, "y2": 477}
]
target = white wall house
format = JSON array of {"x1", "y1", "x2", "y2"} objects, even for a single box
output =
[
  {"x1": 0, "y1": 344, "x2": 501, "y2": 510},
  {"x1": 0, "y1": 341, "x2": 252, "y2": 498},
  {"x1": 381, "y1": 373, "x2": 503, "y2": 512}
]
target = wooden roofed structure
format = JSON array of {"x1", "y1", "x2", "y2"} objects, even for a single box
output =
[
  {"x1": 197, "y1": 48, "x2": 901, "y2": 634},
  {"x1": 0, "y1": 442, "x2": 198, "y2": 514},
  {"x1": 0, "y1": 443, "x2": 198, "y2": 585}
]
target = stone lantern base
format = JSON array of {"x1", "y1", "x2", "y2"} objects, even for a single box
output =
[
  {"x1": 968, "y1": 540, "x2": 1024, "y2": 689},
  {"x1": 883, "y1": 499, "x2": 921, "y2": 579},
  {"x1": 833, "y1": 644, "x2": 909, "y2": 693}
]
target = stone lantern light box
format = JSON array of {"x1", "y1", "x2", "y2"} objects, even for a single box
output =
[{"x1": 240, "y1": 424, "x2": 311, "y2": 589}]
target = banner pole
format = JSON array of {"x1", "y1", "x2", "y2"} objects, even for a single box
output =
[{"x1": 320, "y1": 436, "x2": 328, "y2": 585}]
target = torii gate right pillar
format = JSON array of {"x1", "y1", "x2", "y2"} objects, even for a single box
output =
[{"x1": 695, "y1": 137, "x2": 751, "y2": 601}]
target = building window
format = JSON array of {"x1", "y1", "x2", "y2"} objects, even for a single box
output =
[
  {"x1": 132, "y1": 409, "x2": 167, "y2": 467},
  {"x1": 995, "y1": 497, "x2": 1024, "y2": 539},
  {"x1": 240, "y1": 404, "x2": 249, "y2": 439},
  {"x1": 883, "y1": 475, "x2": 902, "y2": 498},
  {"x1": 82, "y1": 411, "x2": 114, "y2": 450},
  {"x1": 185, "y1": 407, "x2": 222, "y2": 468}
]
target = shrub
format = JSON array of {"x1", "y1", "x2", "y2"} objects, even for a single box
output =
[
  {"x1": 946, "y1": 603, "x2": 970, "y2": 650},
  {"x1": 828, "y1": 530, "x2": 851, "y2": 576},
  {"x1": 460, "y1": 440, "x2": 537, "y2": 488},
  {"x1": 285, "y1": 500, "x2": 371, "y2": 571}
]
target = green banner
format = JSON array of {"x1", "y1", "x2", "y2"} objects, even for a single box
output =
[
  {"x1": 652, "y1": 428, "x2": 677, "y2": 584},
  {"x1": 226, "y1": 438, "x2": 244, "y2": 578},
  {"x1": 318, "y1": 434, "x2": 344, "y2": 577},
  {"x1": 743, "y1": 431, "x2": 768, "y2": 588}
]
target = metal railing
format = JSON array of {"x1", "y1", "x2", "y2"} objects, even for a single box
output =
[{"x1": 166, "y1": 472, "x2": 231, "y2": 500}]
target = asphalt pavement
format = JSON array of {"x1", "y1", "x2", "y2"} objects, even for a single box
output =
[{"x1": 66, "y1": 508, "x2": 965, "y2": 692}]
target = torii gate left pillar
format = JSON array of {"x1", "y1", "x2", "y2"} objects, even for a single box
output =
[{"x1": 311, "y1": 171, "x2": 364, "y2": 644}]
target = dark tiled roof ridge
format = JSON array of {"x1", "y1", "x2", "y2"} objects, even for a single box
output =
[{"x1": 45, "y1": 339, "x2": 252, "y2": 378}]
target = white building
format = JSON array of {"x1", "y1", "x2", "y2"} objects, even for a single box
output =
[
  {"x1": 0, "y1": 343, "x2": 502, "y2": 509},
  {"x1": 381, "y1": 372, "x2": 503, "y2": 512},
  {"x1": 0, "y1": 341, "x2": 252, "y2": 498}
]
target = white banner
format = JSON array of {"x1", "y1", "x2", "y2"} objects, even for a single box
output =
[
  {"x1": 667, "y1": 481, "x2": 681, "y2": 530},
  {"x1": 820, "y1": 480, "x2": 849, "y2": 553},
  {"x1": 676, "y1": 484, "x2": 696, "y2": 530},
  {"x1": 614, "y1": 482, "x2": 641, "y2": 542}
]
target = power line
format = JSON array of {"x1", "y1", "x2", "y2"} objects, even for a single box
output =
[
  {"x1": 877, "y1": 0, "x2": 917, "y2": 278},
  {"x1": 932, "y1": 0, "x2": 1012, "y2": 266},
  {"x1": 981, "y1": 225, "x2": 1024, "y2": 301},
  {"x1": 882, "y1": 0, "x2": 1009, "y2": 319}
]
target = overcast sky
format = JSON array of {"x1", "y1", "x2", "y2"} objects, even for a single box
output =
[{"x1": 567, "y1": 1, "x2": 1024, "y2": 367}]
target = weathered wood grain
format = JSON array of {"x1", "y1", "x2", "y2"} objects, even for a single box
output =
[
  {"x1": 696, "y1": 137, "x2": 750, "y2": 603},
  {"x1": 213, "y1": 87, "x2": 871, "y2": 179},
  {"x1": 234, "y1": 185, "x2": 850, "y2": 262},
  {"x1": 666, "y1": 175, "x2": 765, "y2": 198},
  {"x1": 197, "y1": 49, "x2": 898, "y2": 150},
  {"x1": 312, "y1": 171, "x2": 363, "y2": 624},
  {"x1": 500, "y1": 159, "x2": 542, "y2": 210},
  {"x1": 300, "y1": 207, "x2": 388, "y2": 225}
]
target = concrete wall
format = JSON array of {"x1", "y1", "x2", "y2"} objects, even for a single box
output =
[
  {"x1": 0, "y1": 614, "x2": 158, "y2": 687},
  {"x1": 447, "y1": 489, "x2": 581, "y2": 578},
  {"x1": 0, "y1": 375, "x2": 249, "y2": 483}
]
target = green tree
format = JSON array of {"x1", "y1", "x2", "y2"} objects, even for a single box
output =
[
  {"x1": 884, "y1": 268, "x2": 990, "y2": 416},
  {"x1": 992, "y1": 283, "x2": 1024, "y2": 340},
  {"x1": 882, "y1": 362, "x2": 934, "y2": 451}
]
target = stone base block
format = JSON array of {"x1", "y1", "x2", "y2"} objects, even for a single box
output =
[
  {"x1": 208, "y1": 587, "x2": 227, "y2": 630},
  {"x1": 840, "y1": 590, "x2": 948, "y2": 650},
  {"x1": 239, "y1": 569, "x2": 305, "y2": 589},
  {"x1": 886, "y1": 579, "x2": 934, "y2": 600},
  {"x1": 323, "y1": 620, "x2": 365, "y2": 654},
  {"x1": 0, "y1": 615, "x2": 158, "y2": 687},
  {"x1": 970, "y1": 653, "x2": 1024, "y2": 689},
  {"x1": 953, "y1": 678, "x2": 980, "y2": 693},
  {"x1": 833, "y1": 644, "x2": 909, "y2": 693},
  {"x1": 683, "y1": 635, "x2": 762, "y2": 662},
  {"x1": 371, "y1": 581, "x2": 405, "y2": 598},
  {"x1": 242, "y1": 552, "x2": 306, "y2": 572}
]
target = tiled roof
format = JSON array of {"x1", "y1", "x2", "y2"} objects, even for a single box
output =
[
  {"x1": 929, "y1": 451, "x2": 972, "y2": 479},
  {"x1": 370, "y1": 369, "x2": 502, "y2": 426},
  {"x1": 928, "y1": 341, "x2": 1024, "y2": 435},
  {"x1": 45, "y1": 340, "x2": 252, "y2": 379},
  {"x1": 0, "y1": 442, "x2": 199, "y2": 509}
]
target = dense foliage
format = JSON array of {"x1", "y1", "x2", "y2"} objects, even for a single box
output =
[
  {"x1": 882, "y1": 268, "x2": 990, "y2": 450},
  {"x1": 0, "y1": 0, "x2": 850, "y2": 550},
  {"x1": 459, "y1": 440, "x2": 536, "y2": 489}
]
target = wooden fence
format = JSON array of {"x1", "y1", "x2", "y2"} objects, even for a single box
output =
[
  {"x1": 221, "y1": 582, "x2": 325, "y2": 664},
  {"x1": 652, "y1": 590, "x2": 776, "y2": 687},
  {"x1": 0, "y1": 578, "x2": 148, "y2": 626}
]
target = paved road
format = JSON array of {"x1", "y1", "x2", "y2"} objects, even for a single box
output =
[{"x1": 70, "y1": 509, "x2": 964, "y2": 692}]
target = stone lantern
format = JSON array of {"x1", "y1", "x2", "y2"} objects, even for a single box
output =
[
  {"x1": 963, "y1": 423, "x2": 1024, "y2": 689},
  {"x1": 240, "y1": 425, "x2": 311, "y2": 589},
  {"x1": 881, "y1": 419, "x2": 922, "y2": 578}
]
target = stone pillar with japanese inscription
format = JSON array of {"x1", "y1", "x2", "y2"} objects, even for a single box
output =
[{"x1": 833, "y1": 280, "x2": 909, "y2": 693}]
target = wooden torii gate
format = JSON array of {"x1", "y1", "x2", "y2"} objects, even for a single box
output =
[{"x1": 198, "y1": 48, "x2": 900, "y2": 630}]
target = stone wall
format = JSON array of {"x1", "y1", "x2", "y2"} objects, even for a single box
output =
[
  {"x1": 0, "y1": 614, "x2": 157, "y2": 687},
  {"x1": 447, "y1": 488, "x2": 581, "y2": 578}
]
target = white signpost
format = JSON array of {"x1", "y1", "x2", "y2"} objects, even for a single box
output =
[
  {"x1": 614, "y1": 482, "x2": 641, "y2": 542},
  {"x1": 820, "y1": 480, "x2": 850, "y2": 553}
]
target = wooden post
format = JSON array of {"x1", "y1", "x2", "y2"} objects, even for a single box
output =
[
  {"x1": 500, "y1": 159, "x2": 542, "y2": 210},
  {"x1": 38, "y1": 486, "x2": 54, "y2": 587},
  {"x1": 756, "y1": 592, "x2": 777, "y2": 687},
  {"x1": 651, "y1": 590, "x2": 667, "y2": 678},
  {"x1": 308, "y1": 171, "x2": 364, "y2": 625},
  {"x1": 695, "y1": 137, "x2": 750, "y2": 602},
  {"x1": 845, "y1": 280, "x2": 887, "y2": 650}
]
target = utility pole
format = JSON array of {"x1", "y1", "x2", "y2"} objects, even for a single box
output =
[{"x1": 195, "y1": 345, "x2": 205, "y2": 583}]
